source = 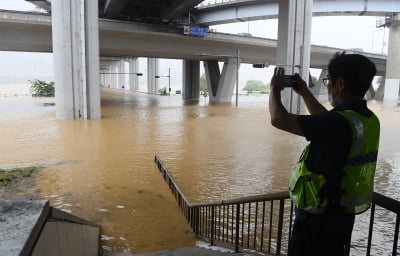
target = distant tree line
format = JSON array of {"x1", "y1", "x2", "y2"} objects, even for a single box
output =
[
  {"x1": 200, "y1": 74, "x2": 319, "y2": 94},
  {"x1": 243, "y1": 80, "x2": 270, "y2": 94}
]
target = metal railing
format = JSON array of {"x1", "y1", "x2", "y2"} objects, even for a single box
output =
[
  {"x1": 154, "y1": 154, "x2": 400, "y2": 255},
  {"x1": 368, "y1": 193, "x2": 400, "y2": 256}
]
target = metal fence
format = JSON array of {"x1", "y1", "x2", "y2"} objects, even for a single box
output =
[
  {"x1": 367, "y1": 193, "x2": 400, "y2": 256},
  {"x1": 154, "y1": 154, "x2": 400, "y2": 255}
]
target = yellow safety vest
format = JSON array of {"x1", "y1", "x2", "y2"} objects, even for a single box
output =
[{"x1": 289, "y1": 110, "x2": 380, "y2": 214}]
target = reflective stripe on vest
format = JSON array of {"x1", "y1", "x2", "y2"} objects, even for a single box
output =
[
  {"x1": 303, "y1": 206, "x2": 326, "y2": 214},
  {"x1": 339, "y1": 111, "x2": 364, "y2": 158},
  {"x1": 340, "y1": 192, "x2": 372, "y2": 207},
  {"x1": 347, "y1": 151, "x2": 378, "y2": 166}
]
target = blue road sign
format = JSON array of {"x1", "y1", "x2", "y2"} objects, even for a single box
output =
[{"x1": 184, "y1": 26, "x2": 208, "y2": 37}]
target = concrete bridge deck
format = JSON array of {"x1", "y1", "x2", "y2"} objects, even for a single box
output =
[{"x1": 0, "y1": 9, "x2": 387, "y2": 72}]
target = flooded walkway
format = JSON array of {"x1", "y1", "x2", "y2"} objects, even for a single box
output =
[{"x1": 0, "y1": 89, "x2": 399, "y2": 254}]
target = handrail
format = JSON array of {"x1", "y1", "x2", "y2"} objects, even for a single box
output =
[
  {"x1": 191, "y1": 192, "x2": 290, "y2": 208},
  {"x1": 154, "y1": 153, "x2": 400, "y2": 256},
  {"x1": 155, "y1": 154, "x2": 290, "y2": 206},
  {"x1": 155, "y1": 154, "x2": 192, "y2": 206},
  {"x1": 155, "y1": 154, "x2": 293, "y2": 254},
  {"x1": 372, "y1": 192, "x2": 400, "y2": 214},
  {"x1": 368, "y1": 192, "x2": 400, "y2": 256}
]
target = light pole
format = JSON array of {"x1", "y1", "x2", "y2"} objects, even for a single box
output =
[
  {"x1": 155, "y1": 67, "x2": 171, "y2": 95},
  {"x1": 236, "y1": 49, "x2": 240, "y2": 107}
]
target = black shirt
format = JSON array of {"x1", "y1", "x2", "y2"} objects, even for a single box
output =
[{"x1": 297, "y1": 100, "x2": 372, "y2": 203}]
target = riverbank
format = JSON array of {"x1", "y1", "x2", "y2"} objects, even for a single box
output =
[
  {"x1": 0, "y1": 160, "x2": 83, "y2": 200},
  {"x1": 0, "y1": 166, "x2": 41, "y2": 200}
]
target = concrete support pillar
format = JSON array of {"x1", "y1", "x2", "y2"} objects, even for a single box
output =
[
  {"x1": 277, "y1": 0, "x2": 312, "y2": 114},
  {"x1": 118, "y1": 60, "x2": 125, "y2": 90},
  {"x1": 147, "y1": 58, "x2": 159, "y2": 94},
  {"x1": 183, "y1": 60, "x2": 200, "y2": 100},
  {"x1": 51, "y1": 0, "x2": 101, "y2": 120},
  {"x1": 216, "y1": 57, "x2": 240, "y2": 102},
  {"x1": 99, "y1": 70, "x2": 105, "y2": 87},
  {"x1": 129, "y1": 57, "x2": 139, "y2": 92},
  {"x1": 103, "y1": 69, "x2": 111, "y2": 88},
  {"x1": 112, "y1": 65, "x2": 118, "y2": 88},
  {"x1": 107, "y1": 69, "x2": 112, "y2": 88},
  {"x1": 204, "y1": 60, "x2": 220, "y2": 98},
  {"x1": 309, "y1": 69, "x2": 328, "y2": 102},
  {"x1": 384, "y1": 14, "x2": 400, "y2": 107},
  {"x1": 204, "y1": 58, "x2": 240, "y2": 103},
  {"x1": 375, "y1": 76, "x2": 385, "y2": 100},
  {"x1": 366, "y1": 84, "x2": 376, "y2": 100}
]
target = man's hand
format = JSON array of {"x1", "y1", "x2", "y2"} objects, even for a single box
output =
[
  {"x1": 293, "y1": 73, "x2": 328, "y2": 114},
  {"x1": 268, "y1": 67, "x2": 304, "y2": 136},
  {"x1": 292, "y1": 73, "x2": 308, "y2": 96},
  {"x1": 270, "y1": 67, "x2": 286, "y2": 93}
]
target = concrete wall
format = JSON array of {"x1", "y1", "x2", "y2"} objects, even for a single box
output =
[{"x1": 32, "y1": 221, "x2": 99, "y2": 256}]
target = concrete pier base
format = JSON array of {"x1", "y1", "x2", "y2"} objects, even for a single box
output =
[
  {"x1": 129, "y1": 57, "x2": 139, "y2": 92},
  {"x1": 204, "y1": 58, "x2": 240, "y2": 103},
  {"x1": 148, "y1": 58, "x2": 159, "y2": 94},
  {"x1": 384, "y1": 14, "x2": 400, "y2": 107},
  {"x1": 183, "y1": 60, "x2": 200, "y2": 100},
  {"x1": 383, "y1": 79, "x2": 400, "y2": 107},
  {"x1": 51, "y1": 0, "x2": 101, "y2": 120}
]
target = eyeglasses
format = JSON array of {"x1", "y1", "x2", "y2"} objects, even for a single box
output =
[{"x1": 322, "y1": 78, "x2": 329, "y2": 86}]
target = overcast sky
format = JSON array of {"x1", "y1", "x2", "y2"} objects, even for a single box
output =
[{"x1": 0, "y1": 0, "x2": 390, "y2": 90}]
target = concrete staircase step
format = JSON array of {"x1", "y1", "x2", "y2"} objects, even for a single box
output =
[
  {"x1": 133, "y1": 246, "x2": 249, "y2": 256},
  {"x1": 105, "y1": 244, "x2": 255, "y2": 256}
]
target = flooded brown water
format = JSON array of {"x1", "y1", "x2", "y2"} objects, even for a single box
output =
[{"x1": 0, "y1": 89, "x2": 399, "y2": 254}]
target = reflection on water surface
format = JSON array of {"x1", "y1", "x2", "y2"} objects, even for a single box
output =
[{"x1": 0, "y1": 89, "x2": 399, "y2": 254}]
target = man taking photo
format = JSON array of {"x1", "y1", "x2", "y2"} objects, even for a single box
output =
[{"x1": 269, "y1": 52, "x2": 380, "y2": 256}]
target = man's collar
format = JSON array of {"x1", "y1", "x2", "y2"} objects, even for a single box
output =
[{"x1": 333, "y1": 99, "x2": 370, "y2": 116}]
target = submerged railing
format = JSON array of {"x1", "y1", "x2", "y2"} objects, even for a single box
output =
[{"x1": 154, "y1": 154, "x2": 400, "y2": 256}]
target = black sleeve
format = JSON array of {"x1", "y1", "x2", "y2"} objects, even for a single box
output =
[{"x1": 297, "y1": 111, "x2": 344, "y2": 142}]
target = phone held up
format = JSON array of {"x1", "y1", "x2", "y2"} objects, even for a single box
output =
[{"x1": 283, "y1": 75, "x2": 296, "y2": 87}]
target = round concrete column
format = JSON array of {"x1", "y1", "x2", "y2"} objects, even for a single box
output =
[
  {"x1": 51, "y1": 0, "x2": 100, "y2": 119},
  {"x1": 384, "y1": 14, "x2": 400, "y2": 107}
]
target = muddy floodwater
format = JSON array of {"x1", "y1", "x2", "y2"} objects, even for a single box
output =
[{"x1": 1, "y1": 89, "x2": 399, "y2": 255}]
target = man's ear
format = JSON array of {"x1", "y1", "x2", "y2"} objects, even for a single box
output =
[{"x1": 336, "y1": 77, "x2": 345, "y2": 92}]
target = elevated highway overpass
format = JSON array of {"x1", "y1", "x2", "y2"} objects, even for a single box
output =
[
  {"x1": 194, "y1": 0, "x2": 400, "y2": 26},
  {"x1": 25, "y1": 0, "x2": 399, "y2": 27},
  {"x1": 0, "y1": 10, "x2": 387, "y2": 73}
]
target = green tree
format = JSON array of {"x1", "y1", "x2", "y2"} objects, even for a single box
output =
[
  {"x1": 243, "y1": 80, "x2": 269, "y2": 94},
  {"x1": 200, "y1": 74, "x2": 207, "y2": 91},
  {"x1": 311, "y1": 75, "x2": 318, "y2": 84},
  {"x1": 29, "y1": 79, "x2": 55, "y2": 97}
]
